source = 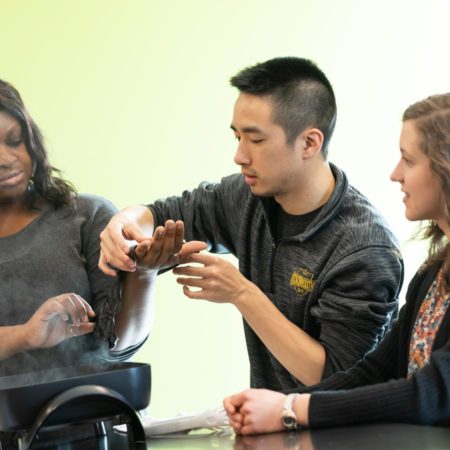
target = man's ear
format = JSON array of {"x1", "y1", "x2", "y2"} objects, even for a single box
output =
[{"x1": 295, "y1": 128, "x2": 324, "y2": 160}]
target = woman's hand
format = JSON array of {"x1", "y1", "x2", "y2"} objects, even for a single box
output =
[
  {"x1": 223, "y1": 389, "x2": 286, "y2": 435},
  {"x1": 133, "y1": 220, "x2": 207, "y2": 272},
  {"x1": 224, "y1": 389, "x2": 311, "y2": 435},
  {"x1": 23, "y1": 293, "x2": 96, "y2": 350}
]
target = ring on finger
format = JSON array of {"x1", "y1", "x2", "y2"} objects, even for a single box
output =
[
  {"x1": 70, "y1": 326, "x2": 77, "y2": 337},
  {"x1": 173, "y1": 240, "x2": 186, "y2": 257}
]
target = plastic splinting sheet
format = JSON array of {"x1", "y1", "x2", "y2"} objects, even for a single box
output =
[{"x1": 115, "y1": 406, "x2": 230, "y2": 437}]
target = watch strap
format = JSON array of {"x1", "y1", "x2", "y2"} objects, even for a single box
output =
[
  {"x1": 282, "y1": 393, "x2": 299, "y2": 429},
  {"x1": 284, "y1": 393, "x2": 298, "y2": 412}
]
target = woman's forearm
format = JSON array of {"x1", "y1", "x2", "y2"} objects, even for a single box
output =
[{"x1": 0, "y1": 325, "x2": 29, "y2": 360}]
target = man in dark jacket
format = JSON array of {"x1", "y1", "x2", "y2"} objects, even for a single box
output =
[{"x1": 99, "y1": 57, "x2": 403, "y2": 390}]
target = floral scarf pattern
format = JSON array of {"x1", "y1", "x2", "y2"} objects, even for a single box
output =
[{"x1": 408, "y1": 268, "x2": 450, "y2": 377}]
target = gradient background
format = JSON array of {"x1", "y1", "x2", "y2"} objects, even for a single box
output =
[{"x1": 1, "y1": 0, "x2": 449, "y2": 417}]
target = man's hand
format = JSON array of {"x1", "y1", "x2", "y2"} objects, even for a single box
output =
[
  {"x1": 23, "y1": 293, "x2": 96, "y2": 350},
  {"x1": 174, "y1": 252, "x2": 326, "y2": 386},
  {"x1": 99, "y1": 206, "x2": 154, "y2": 276},
  {"x1": 172, "y1": 253, "x2": 254, "y2": 305}
]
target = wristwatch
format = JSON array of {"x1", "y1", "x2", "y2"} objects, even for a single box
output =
[{"x1": 281, "y1": 393, "x2": 300, "y2": 430}]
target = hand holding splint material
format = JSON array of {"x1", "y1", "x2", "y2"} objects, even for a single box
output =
[
  {"x1": 173, "y1": 252, "x2": 254, "y2": 305},
  {"x1": 100, "y1": 219, "x2": 207, "y2": 276},
  {"x1": 100, "y1": 219, "x2": 181, "y2": 276},
  {"x1": 173, "y1": 251, "x2": 327, "y2": 386},
  {"x1": 132, "y1": 221, "x2": 207, "y2": 274}
]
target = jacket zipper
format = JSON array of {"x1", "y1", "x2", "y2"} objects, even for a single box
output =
[{"x1": 270, "y1": 240, "x2": 277, "y2": 294}]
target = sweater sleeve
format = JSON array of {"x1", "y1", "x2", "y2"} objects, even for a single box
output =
[
  {"x1": 148, "y1": 174, "x2": 247, "y2": 255},
  {"x1": 296, "y1": 265, "x2": 450, "y2": 428},
  {"x1": 311, "y1": 246, "x2": 403, "y2": 378},
  {"x1": 78, "y1": 195, "x2": 147, "y2": 360}
]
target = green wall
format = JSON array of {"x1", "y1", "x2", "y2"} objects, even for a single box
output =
[{"x1": 1, "y1": 0, "x2": 449, "y2": 416}]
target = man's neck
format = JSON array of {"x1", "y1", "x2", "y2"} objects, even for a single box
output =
[{"x1": 275, "y1": 162, "x2": 335, "y2": 215}]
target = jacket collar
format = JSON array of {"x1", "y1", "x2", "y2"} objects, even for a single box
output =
[{"x1": 257, "y1": 162, "x2": 349, "y2": 242}]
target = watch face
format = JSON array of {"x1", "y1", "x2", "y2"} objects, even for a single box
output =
[{"x1": 282, "y1": 414, "x2": 297, "y2": 429}]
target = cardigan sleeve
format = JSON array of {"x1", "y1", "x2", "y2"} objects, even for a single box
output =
[
  {"x1": 307, "y1": 266, "x2": 450, "y2": 428},
  {"x1": 285, "y1": 305, "x2": 403, "y2": 395},
  {"x1": 308, "y1": 342, "x2": 450, "y2": 427}
]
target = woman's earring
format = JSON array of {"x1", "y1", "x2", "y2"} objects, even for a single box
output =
[
  {"x1": 28, "y1": 161, "x2": 37, "y2": 193},
  {"x1": 27, "y1": 176, "x2": 35, "y2": 193}
]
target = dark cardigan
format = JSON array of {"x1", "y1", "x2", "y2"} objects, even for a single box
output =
[{"x1": 290, "y1": 262, "x2": 450, "y2": 428}]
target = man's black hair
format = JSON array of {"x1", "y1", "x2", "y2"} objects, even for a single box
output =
[{"x1": 230, "y1": 57, "x2": 337, "y2": 157}]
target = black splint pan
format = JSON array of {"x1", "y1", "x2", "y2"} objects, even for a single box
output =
[{"x1": 0, "y1": 362, "x2": 150, "y2": 434}]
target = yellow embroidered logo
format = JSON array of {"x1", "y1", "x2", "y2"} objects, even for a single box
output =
[{"x1": 290, "y1": 268, "x2": 316, "y2": 296}]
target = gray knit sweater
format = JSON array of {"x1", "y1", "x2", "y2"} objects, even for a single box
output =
[
  {"x1": 0, "y1": 194, "x2": 142, "y2": 376},
  {"x1": 149, "y1": 164, "x2": 404, "y2": 390}
]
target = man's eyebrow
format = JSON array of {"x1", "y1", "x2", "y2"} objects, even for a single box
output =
[{"x1": 230, "y1": 125, "x2": 264, "y2": 134}]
